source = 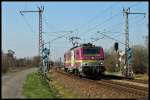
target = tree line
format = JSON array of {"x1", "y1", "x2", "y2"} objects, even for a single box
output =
[
  {"x1": 2, "y1": 42, "x2": 148, "y2": 75},
  {"x1": 104, "y1": 44, "x2": 149, "y2": 74},
  {"x1": 2, "y1": 50, "x2": 40, "y2": 73}
]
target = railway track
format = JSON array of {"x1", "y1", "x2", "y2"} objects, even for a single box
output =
[
  {"x1": 101, "y1": 74, "x2": 148, "y2": 84},
  {"x1": 101, "y1": 79, "x2": 148, "y2": 91},
  {"x1": 126, "y1": 78, "x2": 148, "y2": 84},
  {"x1": 54, "y1": 69, "x2": 148, "y2": 98},
  {"x1": 97, "y1": 80, "x2": 148, "y2": 97}
]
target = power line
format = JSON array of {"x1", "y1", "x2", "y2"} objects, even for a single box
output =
[
  {"x1": 43, "y1": 31, "x2": 73, "y2": 45},
  {"x1": 91, "y1": 36, "x2": 104, "y2": 43},
  {"x1": 88, "y1": 20, "x2": 124, "y2": 39},
  {"x1": 92, "y1": 30, "x2": 124, "y2": 36},
  {"x1": 43, "y1": 13, "x2": 61, "y2": 35},
  {"x1": 94, "y1": 16, "x2": 138, "y2": 37},
  {"x1": 96, "y1": 3, "x2": 146, "y2": 39},
  {"x1": 50, "y1": 31, "x2": 73, "y2": 43},
  {"x1": 80, "y1": 10, "x2": 123, "y2": 36},
  {"x1": 43, "y1": 30, "x2": 74, "y2": 38},
  {"x1": 36, "y1": 3, "x2": 66, "y2": 41},
  {"x1": 102, "y1": 31, "x2": 124, "y2": 36},
  {"x1": 102, "y1": 11, "x2": 143, "y2": 32},
  {"x1": 42, "y1": 12, "x2": 75, "y2": 42},
  {"x1": 91, "y1": 31, "x2": 124, "y2": 44},
  {"x1": 21, "y1": 14, "x2": 36, "y2": 33},
  {"x1": 96, "y1": 31, "x2": 126, "y2": 45},
  {"x1": 81, "y1": 12, "x2": 121, "y2": 36},
  {"x1": 74, "y1": 3, "x2": 116, "y2": 31},
  {"x1": 128, "y1": 2, "x2": 143, "y2": 8},
  {"x1": 103, "y1": 20, "x2": 123, "y2": 30},
  {"x1": 75, "y1": 3, "x2": 139, "y2": 30},
  {"x1": 80, "y1": 2, "x2": 143, "y2": 37},
  {"x1": 130, "y1": 14, "x2": 146, "y2": 27},
  {"x1": 43, "y1": 30, "x2": 73, "y2": 34},
  {"x1": 42, "y1": 32, "x2": 60, "y2": 37}
]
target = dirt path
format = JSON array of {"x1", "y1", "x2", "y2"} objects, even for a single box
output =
[{"x1": 2, "y1": 67, "x2": 38, "y2": 98}]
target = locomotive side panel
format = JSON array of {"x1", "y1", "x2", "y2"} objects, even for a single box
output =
[
  {"x1": 71, "y1": 50, "x2": 75, "y2": 68},
  {"x1": 64, "y1": 49, "x2": 76, "y2": 72},
  {"x1": 74, "y1": 47, "x2": 82, "y2": 68},
  {"x1": 64, "y1": 51, "x2": 71, "y2": 68},
  {"x1": 99, "y1": 47, "x2": 104, "y2": 60}
]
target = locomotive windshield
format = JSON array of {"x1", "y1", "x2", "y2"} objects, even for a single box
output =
[{"x1": 83, "y1": 47, "x2": 99, "y2": 55}]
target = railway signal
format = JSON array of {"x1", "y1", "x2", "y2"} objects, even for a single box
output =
[
  {"x1": 127, "y1": 48, "x2": 133, "y2": 65},
  {"x1": 42, "y1": 48, "x2": 50, "y2": 55},
  {"x1": 114, "y1": 42, "x2": 119, "y2": 52},
  {"x1": 42, "y1": 47, "x2": 50, "y2": 74}
]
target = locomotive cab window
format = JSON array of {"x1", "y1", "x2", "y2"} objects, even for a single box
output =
[{"x1": 83, "y1": 47, "x2": 99, "y2": 55}]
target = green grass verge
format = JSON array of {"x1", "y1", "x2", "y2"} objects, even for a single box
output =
[{"x1": 22, "y1": 72, "x2": 59, "y2": 98}]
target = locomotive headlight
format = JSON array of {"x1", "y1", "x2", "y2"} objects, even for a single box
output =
[
  {"x1": 79, "y1": 66, "x2": 82, "y2": 72},
  {"x1": 99, "y1": 61, "x2": 104, "y2": 65},
  {"x1": 82, "y1": 62, "x2": 87, "y2": 66}
]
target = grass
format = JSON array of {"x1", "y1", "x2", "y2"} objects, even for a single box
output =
[
  {"x1": 23, "y1": 71, "x2": 85, "y2": 98},
  {"x1": 22, "y1": 72, "x2": 59, "y2": 98}
]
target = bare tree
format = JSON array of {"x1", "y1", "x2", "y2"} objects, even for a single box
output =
[{"x1": 132, "y1": 45, "x2": 148, "y2": 74}]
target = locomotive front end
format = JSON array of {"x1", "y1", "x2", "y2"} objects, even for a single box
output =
[{"x1": 80, "y1": 47, "x2": 105, "y2": 77}]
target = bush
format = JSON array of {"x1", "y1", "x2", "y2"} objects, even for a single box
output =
[
  {"x1": 2, "y1": 55, "x2": 9, "y2": 73},
  {"x1": 2, "y1": 65, "x2": 9, "y2": 73},
  {"x1": 104, "y1": 45, "x2": 148, "y2": 74},
  {"x1": 132, "y1": 45, "x2": 148, "y2": 74},
  {"x1": 2, "y1": 50, "x2": 40, "y2": 73}
]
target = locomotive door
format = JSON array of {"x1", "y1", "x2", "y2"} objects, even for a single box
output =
[{"x1": 71, "y1": 50, "x2": 75, "y2": 67}]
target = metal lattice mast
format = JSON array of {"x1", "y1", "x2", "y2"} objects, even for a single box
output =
[
  {"x1": 123, "y1": 8, "x2": 145, "y2": 78},
  {"x1": 39, "y1": 7, "x2": 44, "y2": 71},
  {"x1": 123, "y1": 8, "x2": 129, "y2": 77},
  {"x1": 20, "y1": 6, "x2": 44, "y2": 72}
]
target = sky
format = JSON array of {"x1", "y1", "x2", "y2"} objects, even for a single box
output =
[{"x1": 2, "y1": 1, "x2": 148, "y2": 60}]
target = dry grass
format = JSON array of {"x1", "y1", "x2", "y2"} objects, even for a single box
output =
[
  {"x1": 49, "y1": 76, "x2": 85, "y2": 98},
  {"x1": 135, "y1": 74, "x2": 149, "y2": 81}
]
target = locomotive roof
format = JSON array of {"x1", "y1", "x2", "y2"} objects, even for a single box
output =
[
  {"x1": 64, "y1": 43, "x2": 102, "y2": 54},
  {"x1": 69, "y1": 43, "x2": 102, "y2": 50}
]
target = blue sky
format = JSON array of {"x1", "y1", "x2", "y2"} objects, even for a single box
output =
[{"x1": 2, "y1": 1, "x2": 148, "y2": 60}]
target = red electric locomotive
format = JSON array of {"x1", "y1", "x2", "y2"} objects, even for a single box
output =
[{"x1": 64, "y1": 43, "x2": 105, "y2": 77}]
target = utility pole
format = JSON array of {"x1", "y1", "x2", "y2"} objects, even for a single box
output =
[
  {"x1": 123, "y1": 8, "x2": 145, "y2": 78},
  {"x1": 20, "y1": 6, "x2": 44, "y2": 73}
]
